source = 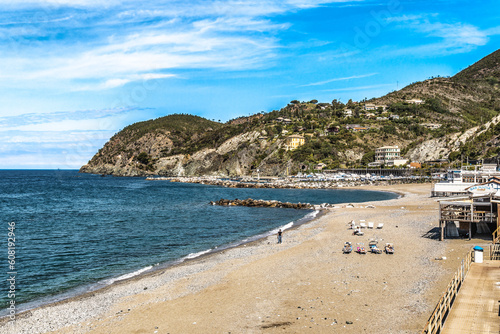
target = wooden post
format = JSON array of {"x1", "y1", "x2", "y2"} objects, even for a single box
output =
[
  {"x1": 497, "y1": 208, "x2": 500, "y2": 236},
  {"x1": 441, "y1": 221, "x2": 445, "y2": 241},
  {"x1": 469, "y1": 200, "x2": 473, "y2": 240},
  {"x1": 439, "y1": 203, "x2": 443, "y2": 241},
  {"x1": 490, "y1": 194, "x2": 493, "y2": 223}
]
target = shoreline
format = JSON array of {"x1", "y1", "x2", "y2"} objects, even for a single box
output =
[
  {"x1": 1, "y1": 184, "x2": 397, "y2": 323},
  {"x1": 2, "y1": 184, "x2": 481, "y2": 334},
  {"x1": 1, "y1": 207, "x2": 332, "y2": 333},
  {"x1": 0, "y1": 208, "x2": 326, "y2": 325}
]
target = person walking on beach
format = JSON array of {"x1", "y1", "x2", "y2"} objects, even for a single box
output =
[{"x1": 277, "y1": 229, "x2": 282, "y2": 244}]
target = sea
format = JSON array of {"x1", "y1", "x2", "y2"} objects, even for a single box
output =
[{"x1": 0, "y1": 170, "x2": 398, "y2": 316}]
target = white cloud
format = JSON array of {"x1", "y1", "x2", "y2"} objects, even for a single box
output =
[
  {"x1": 301, "y1": 73, "x2": 378, "y2": 87},
  {"x1": 9, "y1": 118, "x2": 115, "y2": 132},
  {"x1": 387, "y1": 15, "x2": 494, "y2": 56},
  {"x1": 0, "y1": 0, "x2": 119, "y2": 7},
  {"x1": 0, "y1": 107, "x2": 134, "y2": 129},
  {"x1": 419, "y1": 22, "x2": 488, "y2": 47},
  {"x1": 322, "y1": 83, "x2": 393, "y2": 92},
  {"x1": 0, "y1": 0, "x2": 365, "y2": 90}
]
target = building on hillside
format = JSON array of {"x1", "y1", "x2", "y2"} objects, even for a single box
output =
[
  {"x1": 344, "y1": 109, "x2": 353, "y2": 117},
  {"x1": 410, "y1": 162, "x2": 422, "y2": 169},
  {"x1": 385, "y1": 158, "x2": 408, "y2": 167},
  {"x1": 421, "y1": 123, "x2": 442, "y2": 129},
  {"x1": 315, "y1": 163, "x2": 327, "y2": 170},
  {"x1": 364, "y1": 104, "x2": 387, "y2": 111},
  {"x1": 284, "y1": 135, "x2": 305, "y2": 151},
  {"x1": 375, "y1": 146, "x2": 401, "y2": 164},
  {"x1": 405, "y1": 99, "x2": 424, "y2": 105},
  {"x1": 326, "y1": 125, "x2": 340, "y2": 133},
  {"x1": 352, "y1": 126, "x2": 368, "y2": 132},
  {"x1": 345, "y1": 124, "x2": 368, "y2": 132},
  {"x1": 282, "y1": 118, "x2": 292, "y2": 124}
]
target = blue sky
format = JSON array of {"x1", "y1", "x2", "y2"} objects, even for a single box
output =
[{"x1": 1, "y1": 0, "x2": 499, "y2": 169}]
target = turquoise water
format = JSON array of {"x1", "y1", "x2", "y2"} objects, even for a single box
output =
[{"x1": 0, "y1": 170, "x2": 397, "y2": 314}]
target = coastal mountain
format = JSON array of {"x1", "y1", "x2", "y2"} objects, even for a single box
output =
[{"x1": 80, "y1": 49, "x2": 500, "y2": 176}]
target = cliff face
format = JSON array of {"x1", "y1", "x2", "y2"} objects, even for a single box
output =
[
  {"x1": 407, "y1": 113, "x2": 500, "y2": 162},
  {"x1": 80, "y1": 129, "x2": 299, "y2": 177}
]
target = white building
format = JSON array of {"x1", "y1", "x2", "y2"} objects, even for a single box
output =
[
  {"x1": 375, "y1": 146, "x2": 401, "y2": 164},
  {"x1": 405, "y1": 99, "x2": 424, "y2": 105}
]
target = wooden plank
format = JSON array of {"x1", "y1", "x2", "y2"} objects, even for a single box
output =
[{"x1": 441, "y1": 261, "x2": 500, "y2": 334}]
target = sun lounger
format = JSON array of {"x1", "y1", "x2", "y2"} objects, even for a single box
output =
[
  {"x1": 342, "y1": 242, "x2": 352, "y2": 254},
  {"x1": 377, "y1": 223, "x2": 384, "y2": 229},
  {"x1": 369, "y1": 240, "x2": 382, "y2": 254},
  {"x1": 385, "y1": 243, "x2": 394, "y2": 254},
  {"x1": 360, "y1": 222, "x2": 367, "y2": 229},
  {"x1": 356, "y1": 243, "x2": 366, "y2": 254},
  {"x1": 368, "y1": 222, "x2": 374, "y2": 229}
]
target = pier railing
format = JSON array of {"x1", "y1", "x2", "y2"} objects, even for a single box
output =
[
  {"x1": 422, "y1": 244, "x2": 500, "y2": 333},
  {"x1": 493, "y1": 226, "x2": 500, "y2": 244},
  {"x1": 422, "y1": 248, "x2": 473, "y2": 334},
  {"x1": 490, "y1": 243, "x2": 500, "y2": 260}
]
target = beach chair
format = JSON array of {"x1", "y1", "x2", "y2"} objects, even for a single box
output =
[
  {"x1": 359, "y1": 222, "x2": 367, "y2": 229},
  {"x1": 369, "y1": 240, "x2": 382, "y2": 254},
  {"x1": 377, "y1": 223, "x2": 384, "y2": 229},
  {"x1": 385, "y1": 243, "x2": 394, "y2": 254},
  {"x1": 356, "y1": 243, "x2": 366, "y2": 254},
  {"x1": 342, "y1": 242, "x2": 352, "y2": 254},
  {"x1": 368, "y1": 222, "x2": 374, "y2": 229}
]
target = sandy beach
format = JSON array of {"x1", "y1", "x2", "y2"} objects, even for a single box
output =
[{"x1": 2, "y1": 183, "x2": 486, "y2": 334}]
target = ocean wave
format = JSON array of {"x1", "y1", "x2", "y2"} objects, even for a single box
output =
[
  {"x1": 304, "y1": 210, "x2": 320, "y2": 219},
  {"x1": 103, "y1": 265, "x2": 153, "y2": 285},
  {"x1": 184, "y1": 248, "x2": 212, "y2": 260}
]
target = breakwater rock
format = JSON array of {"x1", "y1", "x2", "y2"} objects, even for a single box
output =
[
  {"x1": 148, "y1": 176, "x2": 428, "y2": 189},
  {"x1": 211, "y1": 198, "x2": 313, "y2": 210}
]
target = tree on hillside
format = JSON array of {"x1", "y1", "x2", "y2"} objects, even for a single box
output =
[
  {"x1": 346, "y1": 99, "x2": 355, "y2": 109},
  {"x1": 331, "y1": 99, "x2": 344, "y2": 110}
]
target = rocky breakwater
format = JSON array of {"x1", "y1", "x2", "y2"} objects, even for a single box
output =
[{"x1": 211, "y1": 198, "x2": 313, "y2": 209}]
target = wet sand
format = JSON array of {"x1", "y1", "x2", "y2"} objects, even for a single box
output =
[{"x1": 2, "y1": 183, "x2": 484, "y2": 334}]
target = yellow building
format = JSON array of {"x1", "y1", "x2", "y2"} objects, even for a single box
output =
[{"x1": 284, "y1": 135, "x2": 305, "y2": 151}]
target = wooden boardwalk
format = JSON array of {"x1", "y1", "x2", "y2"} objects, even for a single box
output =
[{"x1": 442, "y1": 260, "x2": 500, "y2": 333}]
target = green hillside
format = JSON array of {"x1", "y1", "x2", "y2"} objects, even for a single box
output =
[{"x1": 81, "y1": 48, "x2": 500, "y2": 176}]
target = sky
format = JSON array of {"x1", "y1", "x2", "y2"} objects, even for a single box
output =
[{"x1": 0, "y1": 0, "x2": 499, "y2": 169}]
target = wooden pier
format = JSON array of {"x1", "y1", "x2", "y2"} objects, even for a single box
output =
[
  {"x1": 422, "y1": 245, "x2": 500, "y2": 334},
  {"x1": 441, "y1": 260, "x2": 500, "y2": 333}
]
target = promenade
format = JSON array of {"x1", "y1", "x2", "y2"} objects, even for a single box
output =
[{"x1": 442, "y1": 260, "x2": 500, "y2": 333}]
